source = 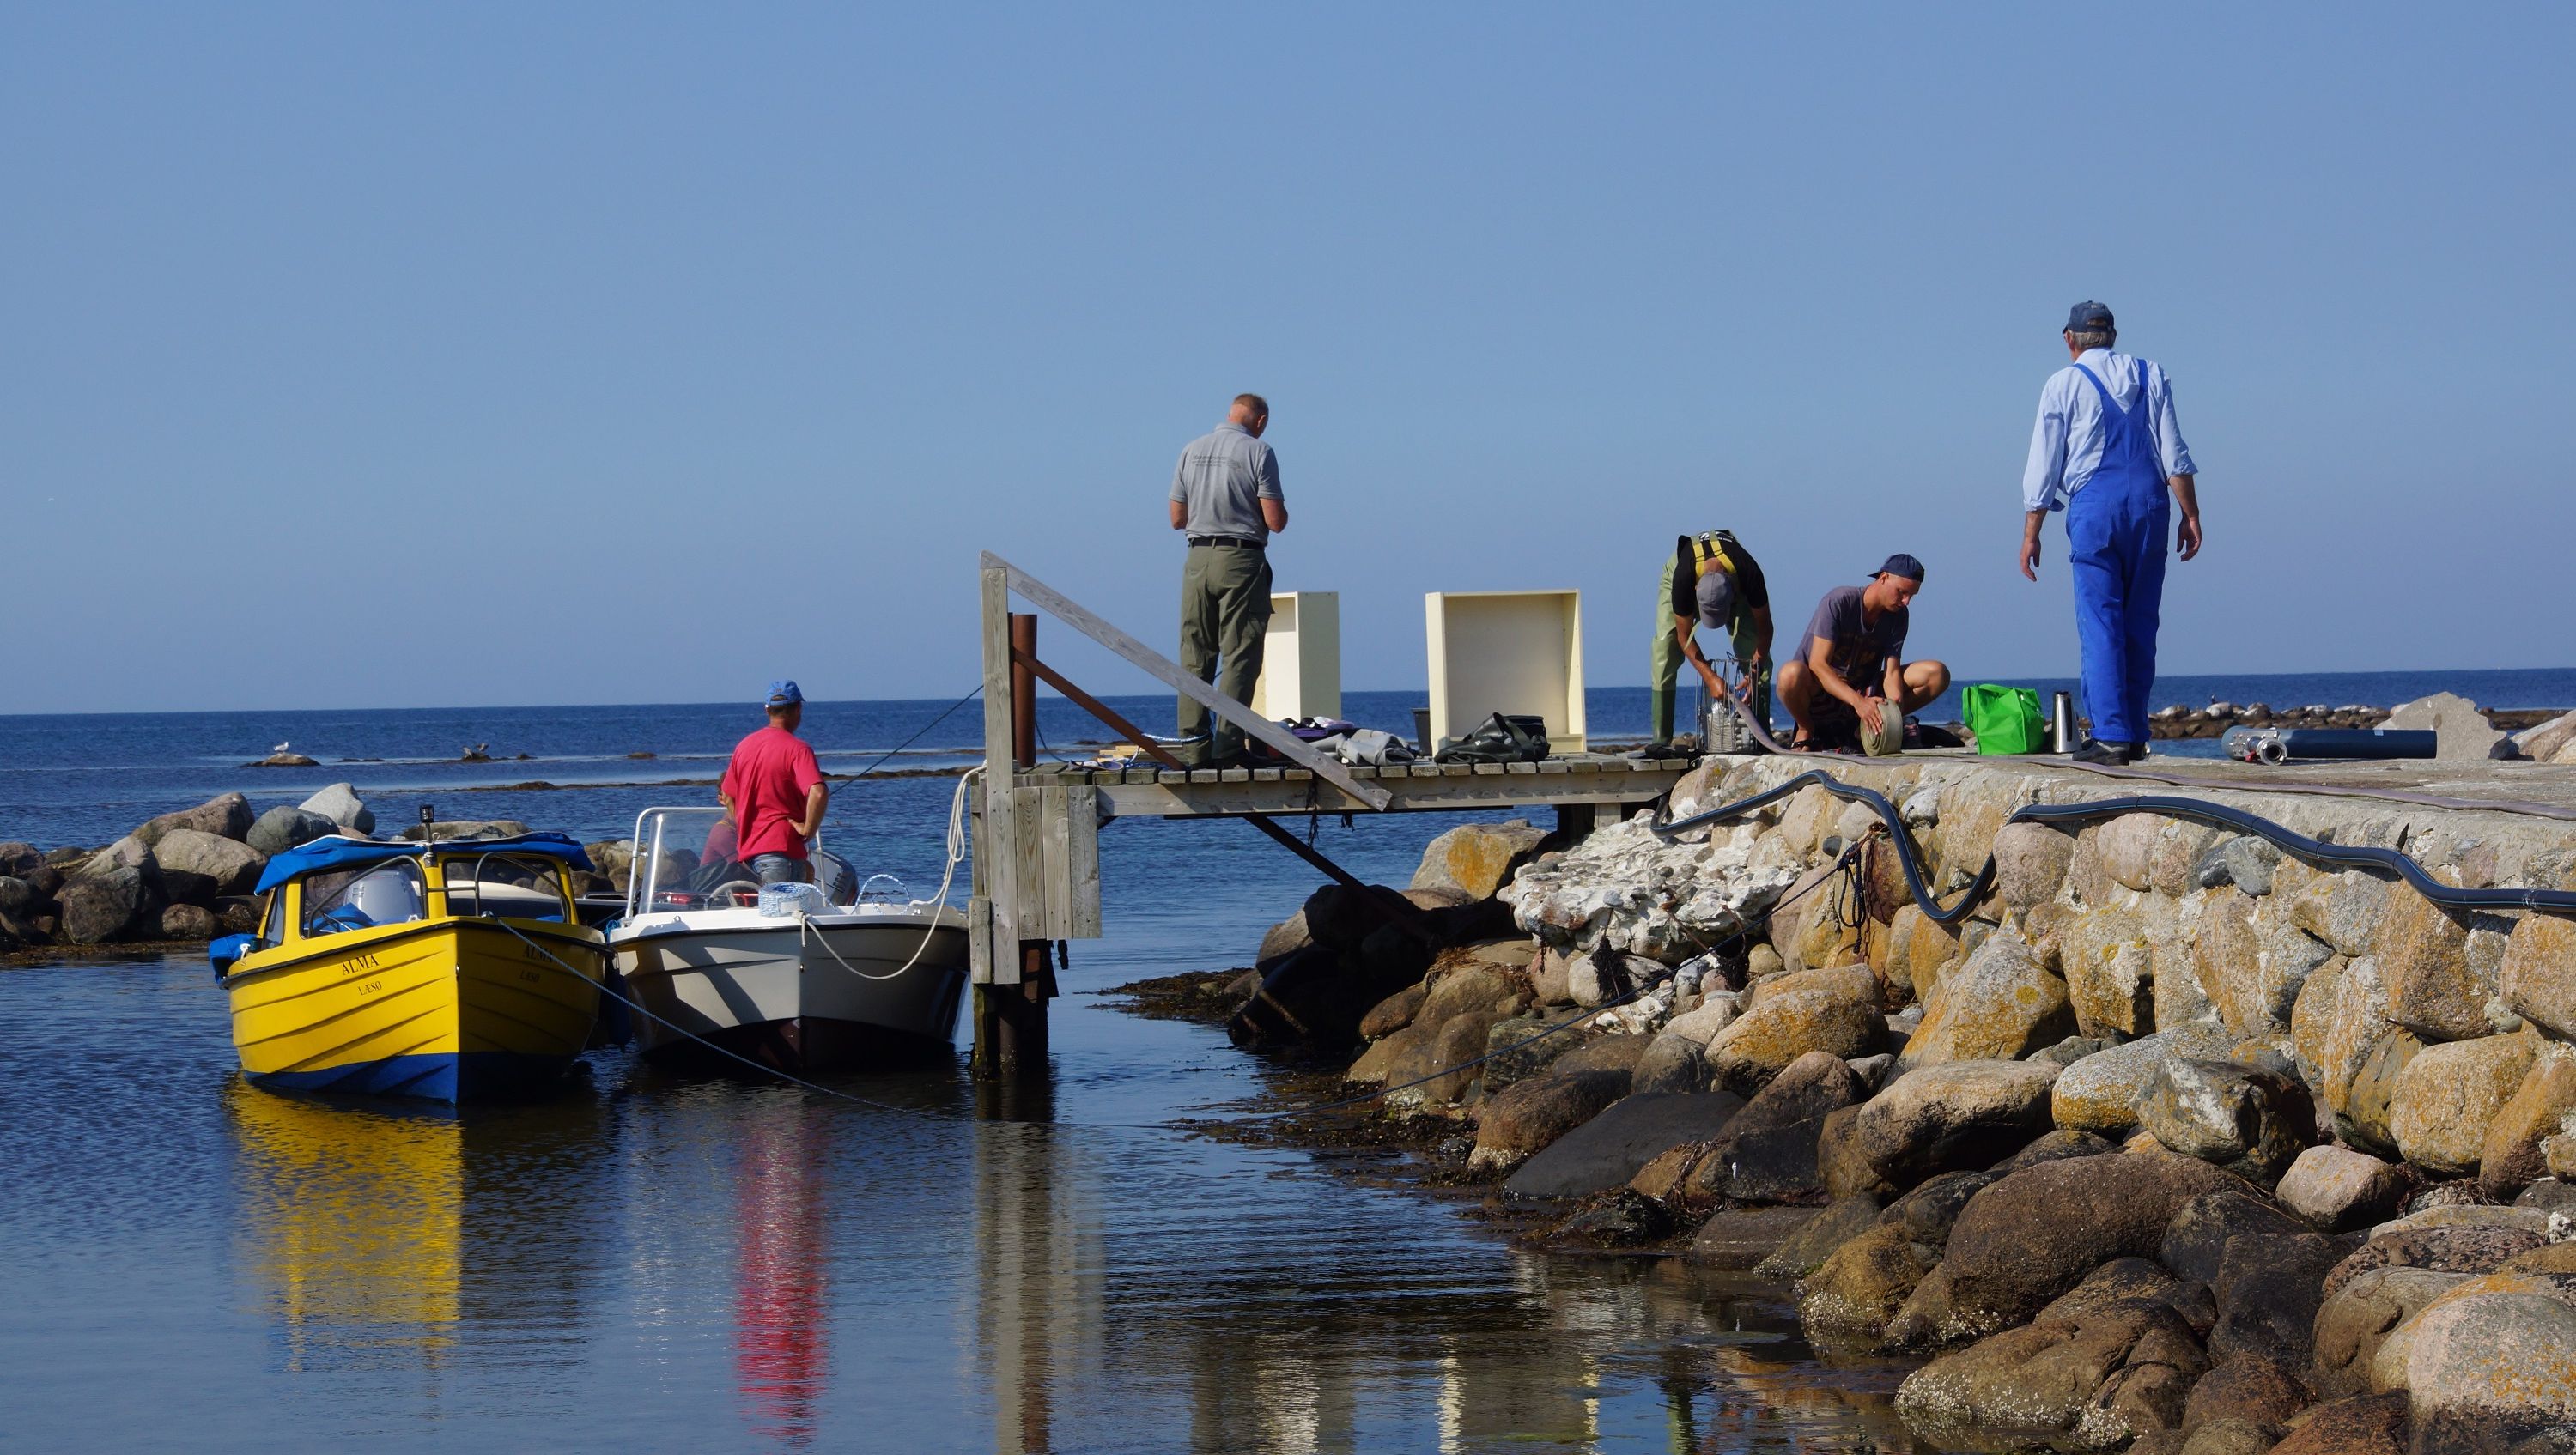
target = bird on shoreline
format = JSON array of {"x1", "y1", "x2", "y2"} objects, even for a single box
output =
[{"x1": 272, "y1": 741, "x2": 290, "y2": 753}]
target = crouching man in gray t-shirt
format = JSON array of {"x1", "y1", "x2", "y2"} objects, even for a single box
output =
[
  {"x1": 1167, "y1": 393, "x2": 1288, "y2": 768},
  {"x1": 1776, "y1": 554, "x2": 1951, "y2": 754}
]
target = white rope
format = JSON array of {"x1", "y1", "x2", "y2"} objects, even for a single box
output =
[{"x1": 799, "y1": 765, "x2": 978, "y2": 984}]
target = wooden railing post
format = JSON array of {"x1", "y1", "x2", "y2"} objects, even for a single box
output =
[{"x1": 973, "y1": 570, "x2": 1050, "y2": 1082}]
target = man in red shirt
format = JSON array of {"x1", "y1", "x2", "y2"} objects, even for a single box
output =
[{"x1": 718, "y1": 681, "x2": 828, "y2": 884}]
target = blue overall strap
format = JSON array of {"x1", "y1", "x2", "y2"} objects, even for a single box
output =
[{"x1": 2073, "y1": 361, "x2": 2119, "y2": 414}]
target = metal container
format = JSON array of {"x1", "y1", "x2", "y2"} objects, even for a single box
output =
[
  {"x1": 1704, "y1": 700, "x2": 1751, "y2": 754},
  {"x1": 2049, "y1": 692, "x2": 2076, "y2": 753}
]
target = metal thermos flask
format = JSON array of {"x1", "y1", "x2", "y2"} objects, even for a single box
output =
[{"x1": 2050, "y1": 692, "x2": 2075, "y2": 753}]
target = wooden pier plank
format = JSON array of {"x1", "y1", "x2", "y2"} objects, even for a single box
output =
[{"x1": 1066, "y1": 785, "x2": 1101, "y2": 937}]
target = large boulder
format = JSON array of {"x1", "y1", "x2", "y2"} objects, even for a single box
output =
[
  {"x1": 1466, "y1": 1070, "x2": 1631, "y2": 1173},
  {"x1": 1631, "y1": 1032, "x2": 1706, "y2": 1094},
  {"x1": 2137, "y1": 1058, "x2": 2314, "y2": 1183},
  {"x1": 58, "y1": 865, "x2": 164, "y2": 943},
  {"x1": 1501, "y1": 1091, "x2": 1742, "y2": 1200},
  {"x1": 1409, "y1": 819, "x2": 1550, "y2": 901},
  {"x1": 1688, "y1": 1051, "x2": 1861, "y2": 1203},
  {"x1": 298, "y1": 783, "x2": 375, "y2": 834},
  {"x1": 2383, "y1": 689, "x2": 2510, "y2": 761},
  {"x1": 132, "y1": 792, "x2": 253, "y2": 847},
  {"x1": 2397, "y1": 1291, "x2": 2576, "y2": 1440},
  {"x1": 1229, "y1": 943, "x2": 1426, "y2": 1054},
  {"x1": 2377, "y1": 888, "x2": 2510, "y2": 1044},
  {"x1": 151, "y1": 828, "x2": 266, "y2": 904},
  {"x1": 2391, "y1": 1033, "x2": 2536, "y2": 1177},
  {"x1": 1994, "y1": 822, "x2": 2076, "y2": 913},
  {"x1": 2059, "y1": 905, "x2": 2156, "y2": 1038},
  {"x1": 2311, "y1": 1265, "x2": 2473, "y2": 1397},
  {"x1": 158, "y1": 903, "x2": 221, "y2": 940},
  {"x1": 246, "y1": 805, "x2": 339, "y2": 857},
  {"x1": 1851, "y1": 1058, "x2": 2060, "y2": 1190},
  {"x1": 1796, "y1": 1222, "x2": 1934, "y2": 1343},
  {"x1": 2484, "y1": 1045, "x2": 2576, "y2": 1201},
  {"x1": 2160, "y1": 1189, "x2": 2314, "y2": 1292},
  {"x1": 1701, "y1": 974, "x2": 1881, "y2": 1094},
  {"x1": 2501, "y1": 912, "x2": 2576, "y2": 1040},
  {"x1": 1894, "y1": 1296, "x2": 2209, "y2": 1452},
  {"x1": 2276, "y1": 1145, "x2": 2411, "y2": 1233},
  {"x1": 1898, "y1": 931, "x2": 2074, "y2": 1070},
  {"x1": 2322, "y1": 1223, "x2": 2547, "y2": 1302},
  {"x1": 2051, "y1": 1022, "x2": 2238, "y2": 1135},
  {"x1": 1939, "y1": 1150, "x2": 2242, "y2": 1337}
]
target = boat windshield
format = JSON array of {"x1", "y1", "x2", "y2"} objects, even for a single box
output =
[
  {"x1": 301, "y1": 858, "x2": 428, "y2": 937},
  {"x1": 626, "y1": 806, "x2": 754, "y2": 914},
  {"x1": 439, "y1": 852, "x2": 572, "y2": 923}
]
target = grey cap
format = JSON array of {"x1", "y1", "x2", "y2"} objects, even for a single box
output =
[{"x1": 1694, "y1": 568, "x2": 1741, "y2": 628}]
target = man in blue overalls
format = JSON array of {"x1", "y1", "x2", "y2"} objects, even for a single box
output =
[{"x1": 2020, "y1": 301, "x2": 2203, "y2": 765}]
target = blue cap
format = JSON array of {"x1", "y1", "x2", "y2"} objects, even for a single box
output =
[
  {"x1": 1873, "y1": 554, "x2": 1926, "y2": 583},
  {"x1": 2064, "y1": 300, "x2": 2114, "y2": 333},
  {"x1": 765, "y1": 680, "x2": 804, "y2": 707}
]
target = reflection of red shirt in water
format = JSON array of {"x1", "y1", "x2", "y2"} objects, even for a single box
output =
[
  {"x1": 720, "y1": 725, "x2": 823, "y2": 862},
  {"x1": 702, "y1": 818, "x2": 739, "y2": 865},
  {"x1": 735, "y1": 1115, "x2": 825, "y2": 1444}
]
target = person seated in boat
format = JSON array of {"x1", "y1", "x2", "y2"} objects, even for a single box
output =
[
  {"x1": 1776, "y1": 555, "x2": 1951, "y2": 754},
  {"x1": 719, "y1": 681, "x2": 829, "y2": 885},
  {"x1": 702, "y1": 807, "x2": 739, "y2": 867}
]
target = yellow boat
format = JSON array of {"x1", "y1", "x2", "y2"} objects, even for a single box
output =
[{"x1": 211, "y1": 833, "x2": 606, "y2": 1102}]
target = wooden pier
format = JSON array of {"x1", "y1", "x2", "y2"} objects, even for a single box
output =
[{"x1": 966, "y1": 552, "x2": 1688, "y2": 1078}]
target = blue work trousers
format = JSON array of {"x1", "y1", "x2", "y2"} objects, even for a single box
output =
[{"x1": 2066, "y1": 482, "x2": 2168, "y2": 746}]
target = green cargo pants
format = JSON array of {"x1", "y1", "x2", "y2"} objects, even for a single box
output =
[
  {"x1": 1649, "y1": 553, "x2": 1769, "y2": 743},
  {"x1": 1177, "y1": 543, "x2": 1273, "y2": 767}
]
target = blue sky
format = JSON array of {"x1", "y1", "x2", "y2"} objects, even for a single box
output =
[{"x1": 6, "y1": 4, "x2": 2569, "y2": 713}]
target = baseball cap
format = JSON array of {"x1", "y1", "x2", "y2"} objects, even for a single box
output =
[
  {"x1": 764, "y1": 680, "x2": 804, "y2": 707},
  {"x1": 2064, "y1": 300, "x2": 2115, "y2": 333},
  {"x1": 1872, "y1": 553, "x2": 1926, "y2": 583},
  {"x1": 1694, "y1": 568, "x2": 1740, "y2": 627}
]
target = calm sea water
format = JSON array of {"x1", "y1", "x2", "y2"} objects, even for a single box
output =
[{"x1": 3, "y1": 670, "x2": 2567, "y2": 1451}]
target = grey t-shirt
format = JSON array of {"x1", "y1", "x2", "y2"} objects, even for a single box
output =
[
  {"x1": 1170, "y1": 422, "x2": 1284, "y2": 543},
  {"x1": 1801, "y1": 585, "x2": 1909, "y2": 688}
]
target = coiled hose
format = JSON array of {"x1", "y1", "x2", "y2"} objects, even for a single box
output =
[{"x1": 1651, "y1": 767, "x2": 2576, "y2": 925}]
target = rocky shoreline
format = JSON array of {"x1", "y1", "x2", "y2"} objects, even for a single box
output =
[
  {"x1": 0, "y1": 785, "x2": 619, "y2": 954},
  {"x1": 2148, "y1": 702, "x2": 2566, "y2": 745},
  {"x1": 1193, "y1": 753, "x2": 2576, "y2": 1452}
]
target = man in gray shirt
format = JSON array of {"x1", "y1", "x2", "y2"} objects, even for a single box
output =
[{"x1": 1167, "y1": 393, "x2": 1288, "y2": 767}]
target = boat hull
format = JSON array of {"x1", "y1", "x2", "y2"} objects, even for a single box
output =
[
  {"x1": 226, "y1": 918, "x2": 605, "y2": 1104},
  {"x1": 612, "y1": 912, "x2": 968, "y2": 1074}
]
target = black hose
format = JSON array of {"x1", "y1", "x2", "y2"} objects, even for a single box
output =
[{"x1": 1652, "y1": 767, "x2": 2576, "y2": 923}]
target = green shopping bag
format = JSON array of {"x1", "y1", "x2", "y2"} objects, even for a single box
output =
[{"x1": 1963, "y1": 684, "x2": 2045, "y2": 755}]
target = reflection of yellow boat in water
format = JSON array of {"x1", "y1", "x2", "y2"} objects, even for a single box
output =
[
  {"x1": 225, "y1": 1080, "x2": 461, "y2": 1365},
  {"x1": 212, "y1": 834, "x2": 605, "y2": 1102}
]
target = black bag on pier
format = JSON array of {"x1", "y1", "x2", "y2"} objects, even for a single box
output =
[{"x1": 1433, "y1": 712, "x2": 1551, "y2": 765}]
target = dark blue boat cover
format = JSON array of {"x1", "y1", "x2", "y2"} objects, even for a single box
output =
[{"x1": 253, "y1": 833, "x2": 595, "y2": 893}]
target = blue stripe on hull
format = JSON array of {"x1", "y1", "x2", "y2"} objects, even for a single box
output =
[{"x1": 251, "y1": 1051, "x2": 570, "y2": 1103}]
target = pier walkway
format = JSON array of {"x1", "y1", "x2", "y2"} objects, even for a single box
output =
[{"x1": 965, "y1": 552, "x2": 1689, "y2": 1076}]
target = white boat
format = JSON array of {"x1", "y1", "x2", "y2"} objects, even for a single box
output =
[{"x1": 606, "y1": 807, "x2": 969, "y2": 1072}]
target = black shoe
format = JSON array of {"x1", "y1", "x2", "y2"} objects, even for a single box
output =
[{"x1": 2069, "y1": 738, "x2": 2137, "y2": 766}]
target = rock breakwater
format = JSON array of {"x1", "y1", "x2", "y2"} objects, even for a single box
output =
[{"x1": 1206, "y1": 752, "x2": 2576, "y2": 1451}]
